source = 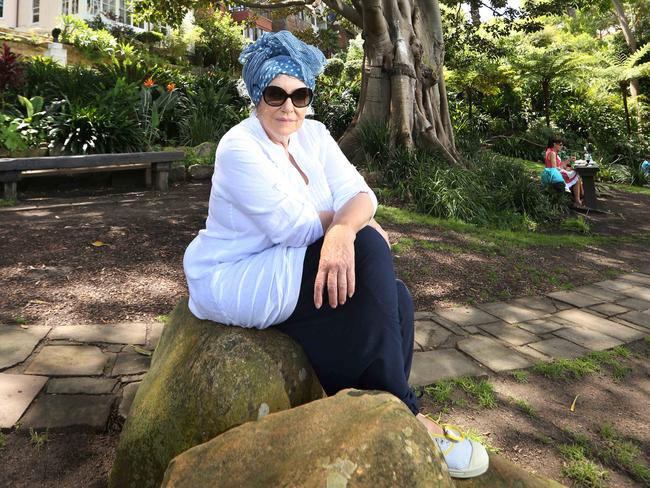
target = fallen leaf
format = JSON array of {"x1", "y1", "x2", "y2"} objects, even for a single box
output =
[
  {"x1": 91, "y1": 241, "x2": 108, "y2": 247},
  {"x1": 570, "y1": 394, "x2": 579, "y2": 412},
  {"x1": 132, "y1": 345, "x2": 153, "y2": 356}
]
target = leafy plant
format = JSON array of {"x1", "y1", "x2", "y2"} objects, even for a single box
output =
[
  {"x1": 29, "y1": 428, "x2": 49, "y2": 450},
  {"x1": 0, "y1": 43, "x2": 26, "y2": 107}
]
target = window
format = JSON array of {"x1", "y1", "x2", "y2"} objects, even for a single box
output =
[
  {"x1": 102, "y1": 0, "x2": 114, "y2": 16},
  {"x1": 33, "y1": 0, "x2": 40, "y2": 23},
  {"x1": 62, "y1": 0, "x2": 79, "y2": 14},
  {"x1": 229, "y1": 5, "x2": 246, "y2": 12},
  {"x1": 87, "y1": 0, "x2": 101, "y2": 15},
  {"x1": 119, "y1": 0, "x2": 131, "y2": 24},
  {"x1": 0, "y1": 0, "x2": 4, "y2": 18}
]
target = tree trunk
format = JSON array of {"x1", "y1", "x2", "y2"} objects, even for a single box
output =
[
  {"x1": 611, "y1": 0, "x2": 640, "y2": 97},
  {"x1": 621, "y1": 82, "x2": 631, "y2": 136},
  {"x1": 542, "y1": 80, "x2": 550, "y2": 127},
  {"x1": 469, "y1": 0, "x2": 481, "y2": 27},
  {"x1": 335, "y1": 0, "x2": 462, "y2": 166}
]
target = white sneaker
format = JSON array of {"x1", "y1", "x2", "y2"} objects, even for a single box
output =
[{"x1": 429, "y1": 424, "x2": 489, "y2": 479}]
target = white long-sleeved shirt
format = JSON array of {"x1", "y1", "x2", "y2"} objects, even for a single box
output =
[{"x1": 183, "y1": 114, "x2": 377, "y2": 328}]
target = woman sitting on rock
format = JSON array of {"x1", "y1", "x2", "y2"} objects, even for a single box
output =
[
  {"x1": 183, "y1": 30, "x2": 488, "y2": 479},
  {"x1": 545, "y1": 136, "x2": 584, "y2": 207}
]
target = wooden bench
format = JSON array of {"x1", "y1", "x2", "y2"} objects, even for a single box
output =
[{"x1": 0, "y1": 151, "x2": 185, "y2": 200}]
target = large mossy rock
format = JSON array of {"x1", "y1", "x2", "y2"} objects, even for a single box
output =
[
  {"x1": 109, "y1": 298, "x2": 324, "y2": 488},
  {"x1": 161, "y1": 389, "x2": 455, "y2": 488}
]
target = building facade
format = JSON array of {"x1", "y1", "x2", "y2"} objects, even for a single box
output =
[{"x1": 0, "y1": 0, "x2": 149, "y2": 34}]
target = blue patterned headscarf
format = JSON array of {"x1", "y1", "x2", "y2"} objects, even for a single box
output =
[{"x1": 239, "y1": 30, "x2": 326, "y2": 105}]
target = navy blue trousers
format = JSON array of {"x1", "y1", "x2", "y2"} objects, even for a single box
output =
[{"x1": 276, "y1": 226, "x2": 419, "y2": 414}]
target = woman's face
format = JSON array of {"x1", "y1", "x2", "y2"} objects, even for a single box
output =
[
  {"x1": 256, "y1": 74, "x2": 309, "y2": 145},
  {"x1": 554, "y1": 142, "x2": 563, "y2": 151}
]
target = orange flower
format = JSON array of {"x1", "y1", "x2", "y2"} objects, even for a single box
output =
[
  {"x1": 143, "y1": 78, "x2": 154, "y2": 87},
  {"x1": 166, "y1": 82, "x2": 176, "y2": 92}
]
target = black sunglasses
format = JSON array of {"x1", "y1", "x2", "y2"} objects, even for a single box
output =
[{"x1": 262, "y1": 86, "x2": 313, "y2": 108}]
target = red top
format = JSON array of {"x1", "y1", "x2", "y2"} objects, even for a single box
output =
[{"x1": 545, "y1": 148, "x2": 561, "y2": 169}]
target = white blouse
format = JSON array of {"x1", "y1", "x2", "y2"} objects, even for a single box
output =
[{"x1": 183, "y1": 114, "x2": 377, "y2": 329}]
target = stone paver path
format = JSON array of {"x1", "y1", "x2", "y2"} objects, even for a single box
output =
[{"x1": 1, "y1": 272, "x2": 650, "y2": 431}]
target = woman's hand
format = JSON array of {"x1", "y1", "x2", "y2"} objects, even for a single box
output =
[
  {"x1": 367, "y1": 218, "x2": 390, "y2": 246},
  {"x1": 314, "y1": 224, "x2": 356, "y2": 309}
]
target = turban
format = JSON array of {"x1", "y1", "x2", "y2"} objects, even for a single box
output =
[{"x1": 239, "y1": 30, "x2": 326, "y2": 105}]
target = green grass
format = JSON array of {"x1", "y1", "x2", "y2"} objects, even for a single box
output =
[
  {"x1": 0, "y1": 431, "x2": 4, "y2": 448},
  {"x1": 391, "y1": 237, "x2": 415, "y2": 254},
  {"x1": 154, "y1": 314, "x2": 170, "y2": 324},
  {"x1": 613, "y1": 183, "x2": 650, "y2": 196},
  {"x1": 29, "y1": 428, "x2": 49, "y2": 450},
  {"x1": 509, "y1": 396, "x2": 539, "y2": 418},
  {"x1": 423, "y1": 377, "x2": 497, "y2": 409},
  {"x1": 598, "y1": 424, "x2": 650, "y2": 485},
  {"x1": 560, "y1": 216, "x2": 591, "y2": 234},
  {"x1": 511, "y1": 370, "x2": 529, "y2": 383},
  {"x1": 0, "y1": 199, "x2": 17, "y2": 207},
  {"x1": 532, "y1": 347, "x2": 632, "y2": 381},
  {"x1": 375, "y1": 205, "x2": 650, "y2": 254},
  {"x1": 462, "y1": 427, "x2": 501, "y2": 454},
  {"x1": 558, "y1": 443, "x2": 609, "y2": 487},
  {"x1": 14, "y1": 316, "x2": 27, "y2": 325}
]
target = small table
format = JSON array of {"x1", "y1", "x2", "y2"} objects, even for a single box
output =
[{"x1": 573, "y1": 161, "x2": 600, "y2": 209}]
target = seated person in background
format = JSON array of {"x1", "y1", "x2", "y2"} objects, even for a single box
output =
[
  {"x1": 183, "y1": 31, "x2": 489, "y2": 479},
  {"x1": 640, "y1": 158, "x2": 650, "y2": 176},
  {"x1": 545, "y1": 137, "x2": 584, "y2": 207}
]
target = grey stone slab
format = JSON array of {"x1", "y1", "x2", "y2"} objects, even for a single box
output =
[
  {"x1": 620, "y1": 285, "x2": 650, "y2": 302},
  {"x1": 46, "y1": 377, "x2": 117, "y2": 395},
  {"x1": 119, "y1": 381, "x2": 141, "y2": 418},
  {"x1": 476, "y1": 302, "x2": 548, "y2": 324},
  {"x1": 477, "y1": 322, "x2": 540, "y2": 346},
  {"x1": 428, "y1": 313, "x2": 466, "y2": 336},
  {"x1": 527, "y1": 338, "x2": 589, "y2": 359},
  {"x1": 464, "y1": 326, "x2": 480, "y2": 334},
  {"x1": 414, "y1": 311, "x2": 435, "y2": 320},
  {"x1": 0, "y1": 326, "x2": 51, "y2": 369},
  {"x1": 515, "y1": 345, "x2": 552, "y2": 363},
  {"x1": 573, "y1": 285, "x2": 625, "y2": 302},
  {"x1": 111, "y1": 351, "x2": 151, "y2": 376},
  {"x1": 147, "y1": 323, "x2": 165, "y2": 349},
  {"x1": 518, "y1": 319, "x2": 564, "y2": 335},
  {"x1": 618, "y1": 272, "x2": 650, "y2": 287},
  {"x1": 48, "y1": 324, "x2": 146, "y2": 345},
  {"x1": 616, "y1": 311, "x2": 650, "y2": 330},
  {"x1": 546, "y1": 290, "x2": 605, "y2": 308},
  {"x1": 435, "y1": 306, "x2": 498, "y2": 327},
  {"x1": 593, "y1": 280, "x2": 635, "y2": 292},
  {"x1": 589, "y1": 303, "x2": 631, "y2": 316},
  {"x1": 0, "y1": 374, "x2": 48, "y2": 428},
  {"x1": 457, "y1": 335, "x2": 533, "y2": 372},
  {"x1": 121, "y1": 373, "x2": 147, "y2": 384},
  {"x1": 615, "y1": 297, "x2": 650, "y2": 311},
  {"x1": 553, "y1": 309, "x2": 646, "y2": 342},
  {"x1": 25, "y1": 346, "x2": 107, "y2": 376},
  {"x1": 609, "y1": 317, "x2": 650, "y2": 334},
  {"x1": 409, "y1": 349, "x2": 484, "y2": 386},
  {"x1": 510, "y1": 296, "x2": 563, "y2": 314},
  {"x1": 553, "y1": 327, "x2": 624, "y2": 351},
  {"x1": 414, "y1": 320, "x2": 452, "y2": 349},
  {"x1": 20, "y1": 394, "x2": 115, "y2": 431}
]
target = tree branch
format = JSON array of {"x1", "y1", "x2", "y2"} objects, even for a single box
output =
[
  {"x1": 322, "y1": 0, "x2": 363, "y2": 28},
  {"x1": 234, "y1": 0, "x2": 315, "y2": 9}
]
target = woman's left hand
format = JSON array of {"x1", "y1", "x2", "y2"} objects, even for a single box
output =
[{"x1": 314, "y1": 224, "x2": 356, "y2": 309}]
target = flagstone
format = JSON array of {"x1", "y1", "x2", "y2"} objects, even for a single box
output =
[
  {"x1": 545, "y1": 291, "x2": 605, "y2": 308},
  {"x1": 119, "y1": 381, "x2": 141, "y2": 418},
  {"x1": 25, "y1": 345, "x2": 107, "y2": 376},
  {"x1": 476, "y1": 302, "x2": 547, "y2": 324},
  {"x1": 20, "y1": 394, "x2": 115, "y2": 431},
  {"x1": 414, "y1": 320, "x2": 452, "y2": 349},
  {"x1": 588, "y1": 303, "x2": 631, "y2": 316},
  {"x1": 48, "y1": 324, "x2": 146, "y2": 345},
  {"x1": 553, "y1": 327, "x2": 624, "y2": 351},
  {"x1": 435, "y1": 306, "x2": 497, "y2": 327},
  {"x1": 592, "y1": 280, "x2": 635, "y2": 292},
  {"x1": 409, "y1": 349, "x2": 484, "y2": 386},
  {"x1": 428, "y1": 313, "x2": 467, "y2": 336},
  {"x1": 518, "y1": 319, "x2": 564, "y2": 335},
  {"x1": 0, "y1": 374, "x2": 48, "y2": 428},
  {"x1": 515, "y1": 345, "x2": 552, "y2": 363},
  {"x1": 46, "y1": 377, "x2": 117, "y2": 395},
  {"x1": 573, "y1": 285, "x2": 625, "y2": 302},
  {"x1": 147, "y1": 323, "x2": 165, "y2": 349},
  {"x1": 609, "y1": 317, "x2": 650, "y2": 334},
  {"x1": 457, "y1": 335, "x2": 533, "y2": 372},
  {"x1": 0, "y1": 326, "x2": 51, "y2": 369},
  {"x1": 111, "y1": 350, "x2": 151, "y2": 376},
  {"x1": 510, "y1": 296, "x2": 569, "y2": 313},
  {"x1": 620, "y1": 285, "x2": 650, "y2": 302},
  {"x1": 615, "y1": 297, "x2": 650, "y2": 311},
  {"x1": 617, "y1": 272, "x2": 650, "y2": 286},
  {"x1": 553, "y1": 309, "x2": 646, "y2": 342},
  {"x1": 478, "y1": 322, "x2": 539, "y2": 346},
  {"x1": 527, "y1": 337, "x2": 589, "y2": 359},
  {"x1": 615, "y1": 311, "x2": 650, "y2": 330}
]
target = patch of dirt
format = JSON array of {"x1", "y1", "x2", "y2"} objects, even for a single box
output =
[
  {"x1": 1, "y1": 180, "x2": 650, "y2": 486},
  {"x1": 419, "y1": 341, "x2": 650, "y2": 487}
]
